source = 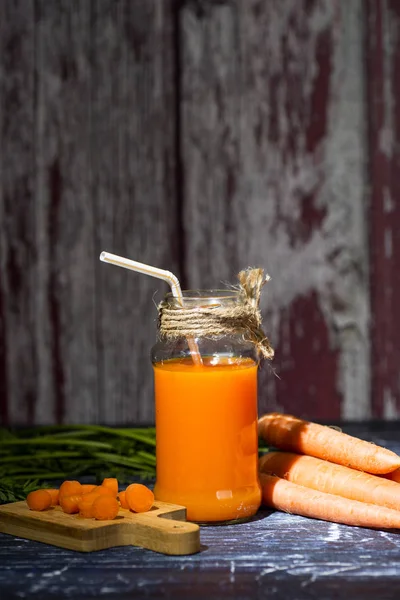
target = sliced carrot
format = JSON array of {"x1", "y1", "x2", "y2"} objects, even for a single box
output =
[
  {"x1": 260, "y1": 473, "x2": 400, "y2": 530},
  {"x1": 259, "y1": 451, "x2": 400, "y2": 511},
  {"x1": 78, "y1": 496, "x2": 95, "y2": 518},
  {"x1": 258, "y1": 412, "x2": 400, "y2": 474},
  {"x1": 81, "y1": 484, "x2": 97, "y2": 495},
  {"x1": 26, "y1": 490, "x2": 52, "y2": 511},
  {"x1": 91, "y1": 485, "x2": 114, "y2": 497},
  {"x1": 60, "y1": 494, "x2": 82, "y2": 514},
  {"x1": 126, "y1": 483, "x2": 154, "y2": 513},
  {"x1": 101, "y1": 478, "x2": 118, "y2": 497},
  {"x1": 45, "y1": 488, "x2": 60, "y2": 506},
  {"x1": 59, "y1": 480, "x2": 82, "y2": 499},
  {"x1": 92, "y1": 495, "x2": 119, "y2": 521},
  {"x1": 118, "y1": 490, "x2": 129, "y2": 509}
]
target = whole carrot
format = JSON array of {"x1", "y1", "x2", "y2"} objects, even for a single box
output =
[
  {"x1": 260, "y1": 473, "x2": 400, "y2": 530},
  {"x1": 384, "y1": 469, "x2": 400, "y2": 484},
  {"x1": 259, "y1": 451, "x2": 400, "y2": 511},
  {"x1": 258, "y1": 413, "x2": 400, "y2": 475}
]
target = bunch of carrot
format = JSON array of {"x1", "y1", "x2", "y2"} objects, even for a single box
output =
[
  {"x1": 258, "y1": 413, "x2": 400, "y2": 530},
  {"x1": 26, "y1": 477, "x2": 154, "y2": 521}
]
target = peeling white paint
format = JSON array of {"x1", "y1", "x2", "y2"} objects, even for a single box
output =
[
  {"x1": 183, "y1": 0, "x2": 370, "y2": 418},
  {"x1": 379, "y1": 3, "x2": 395, "y2": 159},
  {"x1": 383, "y1": 387, "x2": 398, "y2": 419},
  {"x1": 379, "y1": 126, "x2": 394, "y2": 157},
  {"x1": 384, "y1": 228, "x2": 393, "y2": 258},
  {"x1": 383, "y1": 187, "x2": 395, "y2": 213}
]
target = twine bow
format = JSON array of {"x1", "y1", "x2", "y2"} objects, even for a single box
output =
[{"x1": 158, "y1": 268, "x2": 274, "y2": 360}]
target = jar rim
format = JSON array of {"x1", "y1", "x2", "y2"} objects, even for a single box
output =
[{"x1": 164, "y1": 289, "x2": 244, "y2": 307}]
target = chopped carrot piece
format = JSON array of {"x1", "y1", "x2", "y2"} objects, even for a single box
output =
[
  {"x1": 92, "y1": 495, "x2": 119, "y2": 521},
  {"x1": 101, "y1": 478, "x2": 118, "y2": 497},
  {"x1": 126, "y1": 484, "x2": 154, "y2": 513},
  {"x1": 26, "y1": 490, "x2": 52, "y2": 511},
  {"x1": 45, "y1": 488, "x2": 60, "y2": 506},
  {"x1": 60, "y1": 494, "x2": 82, "y2": 514},
  {"x1": 118, "y1": 490, "x2": 129, "y2": 509},
  {"x1": 81, "y1": 484, "x2": 97, "y2": 495},
  {"x1": 78, "y1": 496, "x2": 95, "y2": 518},
  {"x1": 91, "y1": 486, "x2": 114, "y2": 497},
  {"x1": 59, "y1": 480, "x2": 82, "y2": 499}
]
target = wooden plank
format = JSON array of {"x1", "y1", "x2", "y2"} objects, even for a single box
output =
[
  {"x1": 34, "y1": 0, "x2": 97, "y2": 423},
  {"x1": 180, "y1": 0, "x2": 370, "y2": 420},
  {"x1": 366, "y1": 0, "x2": 400, "y2": 419},
  {"x1": 0, "y1": 0, "x2": 36, "y2": 424},
  {"x1": 92, "y1": 0, "x2": 179, "y2": 423}
]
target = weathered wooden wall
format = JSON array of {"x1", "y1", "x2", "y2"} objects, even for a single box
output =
[{"x1": 0, "y1": 0, "x2": 399, "y2": 424}]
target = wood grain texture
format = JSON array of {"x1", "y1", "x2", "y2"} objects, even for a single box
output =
[
  {"x1": 0, "y1": 0, "x2": 179, "y2": 424},
  {"x1": 0, "y1": 0, "x2": 36, "y2": 425},
  {"x1": 92, "y1": 0, "x2": 179, "y2": 424},
  {"x1": 34, "y1": 0, "x2": 97, "y2": 424},
  {"x1": 2, "y1": 0, "x2": 399, "y2": 424},
  {"x1": 180, "y1": 0, "x2": 370, "y2": 420},
  {"x1": 366, "y1": 0, "x2": 400, "y2": 419},
  {"x1": 0, "y1": 500, "x2": 200, "y2": 555}
]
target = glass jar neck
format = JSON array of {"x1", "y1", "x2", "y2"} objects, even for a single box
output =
[{"x1": 165, "y1": 289, "x2": 245, "y2": 310}]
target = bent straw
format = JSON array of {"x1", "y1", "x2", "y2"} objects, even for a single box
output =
[{"x1": 100, "y1": 252, "x2": 202, "y2": 365}]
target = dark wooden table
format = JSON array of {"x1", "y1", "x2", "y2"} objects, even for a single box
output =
[{"x1": 2, "y1": 423, "x2": 400, "y2": 600}]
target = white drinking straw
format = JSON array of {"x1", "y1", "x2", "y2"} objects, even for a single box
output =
[{"x1": 100, "y1": 252, "x2": 202, "y2": 365}]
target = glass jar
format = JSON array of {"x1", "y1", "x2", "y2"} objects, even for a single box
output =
[{"x1": 151, "y1": 290, "x2": 262, "y2": 524}]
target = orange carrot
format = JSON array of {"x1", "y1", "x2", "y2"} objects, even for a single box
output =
[
  {"x1": 259, "y1": 451, "x2": 400, "y2": 511},
  {"x1": 45, "y1": 488, "x2": 60, "y2": 506},
  {"x1": 81, "y1": 484, "x2": 97, "y2": 495},
  {"x1": 118, "y1": 491, "x2": 129, "y2": 509},
  {"x1": 59, "y1": 480, "x2": 82, "y2": 499},
  {"x1": 101, "y1": 478, "x2": 118, "y2": 497},
  {"x1": 78, "y1": 496, "x2": 95, "y2": 518},
  {"x1": 384, "y1": 469, "x2": 400, "y2": 484},
  {"x1": 60, "y1": 494, "x2": 82, "y2": 514},
  {"x1": 91, "y1": 486, "x2": 114, "y2": 497},
  {"x1": 26, "y1": 490, "x2": 52, "y2": 511},
  {"x1": 258, "y1": 413, "x2": 400, "y2": 474},
  {"x1": 126, "y1": 483, "x2": 154, "y2": 513},
  {"x1": 92, "y1": 495, "x2": 119, "y2": 520},
  {"x1": 260, "y1": 473, "x2": 400, "y2": 529}
]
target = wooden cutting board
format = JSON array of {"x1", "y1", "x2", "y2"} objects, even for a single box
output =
[{"x1": 0, "y1": 500, "x2": 200, "y2": 555}]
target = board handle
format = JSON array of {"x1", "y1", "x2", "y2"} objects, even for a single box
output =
[{"x1": 122, "y1": 513, "x2": 201, "y2": 555}]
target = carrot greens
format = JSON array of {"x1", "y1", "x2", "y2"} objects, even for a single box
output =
[{"x1": 0, "y1": 425, "x2": 156, "y2": 504}]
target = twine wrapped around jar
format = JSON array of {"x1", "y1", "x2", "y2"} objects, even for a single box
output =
[{"x1": 157, "y1": 268, "x2": 274, "y2": 360}]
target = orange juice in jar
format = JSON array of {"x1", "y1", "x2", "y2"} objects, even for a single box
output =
[{"x1": 152, "y1": 290, "x2": 262, "y2": 524}]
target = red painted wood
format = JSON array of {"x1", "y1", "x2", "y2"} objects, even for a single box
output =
[
  {"x1": 258, "y1": 3, "x2": 340, "y2": 419},
  {"x1": 366, "y1": 0, "x2": 400, "y2": 418},
  {"x1": 273, "y1": 293, "x2": 341, "y2": 420}
]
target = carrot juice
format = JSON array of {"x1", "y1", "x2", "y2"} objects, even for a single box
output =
[{"x1": 153, "y1": 356, "x2": 261, "y2": 523}]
